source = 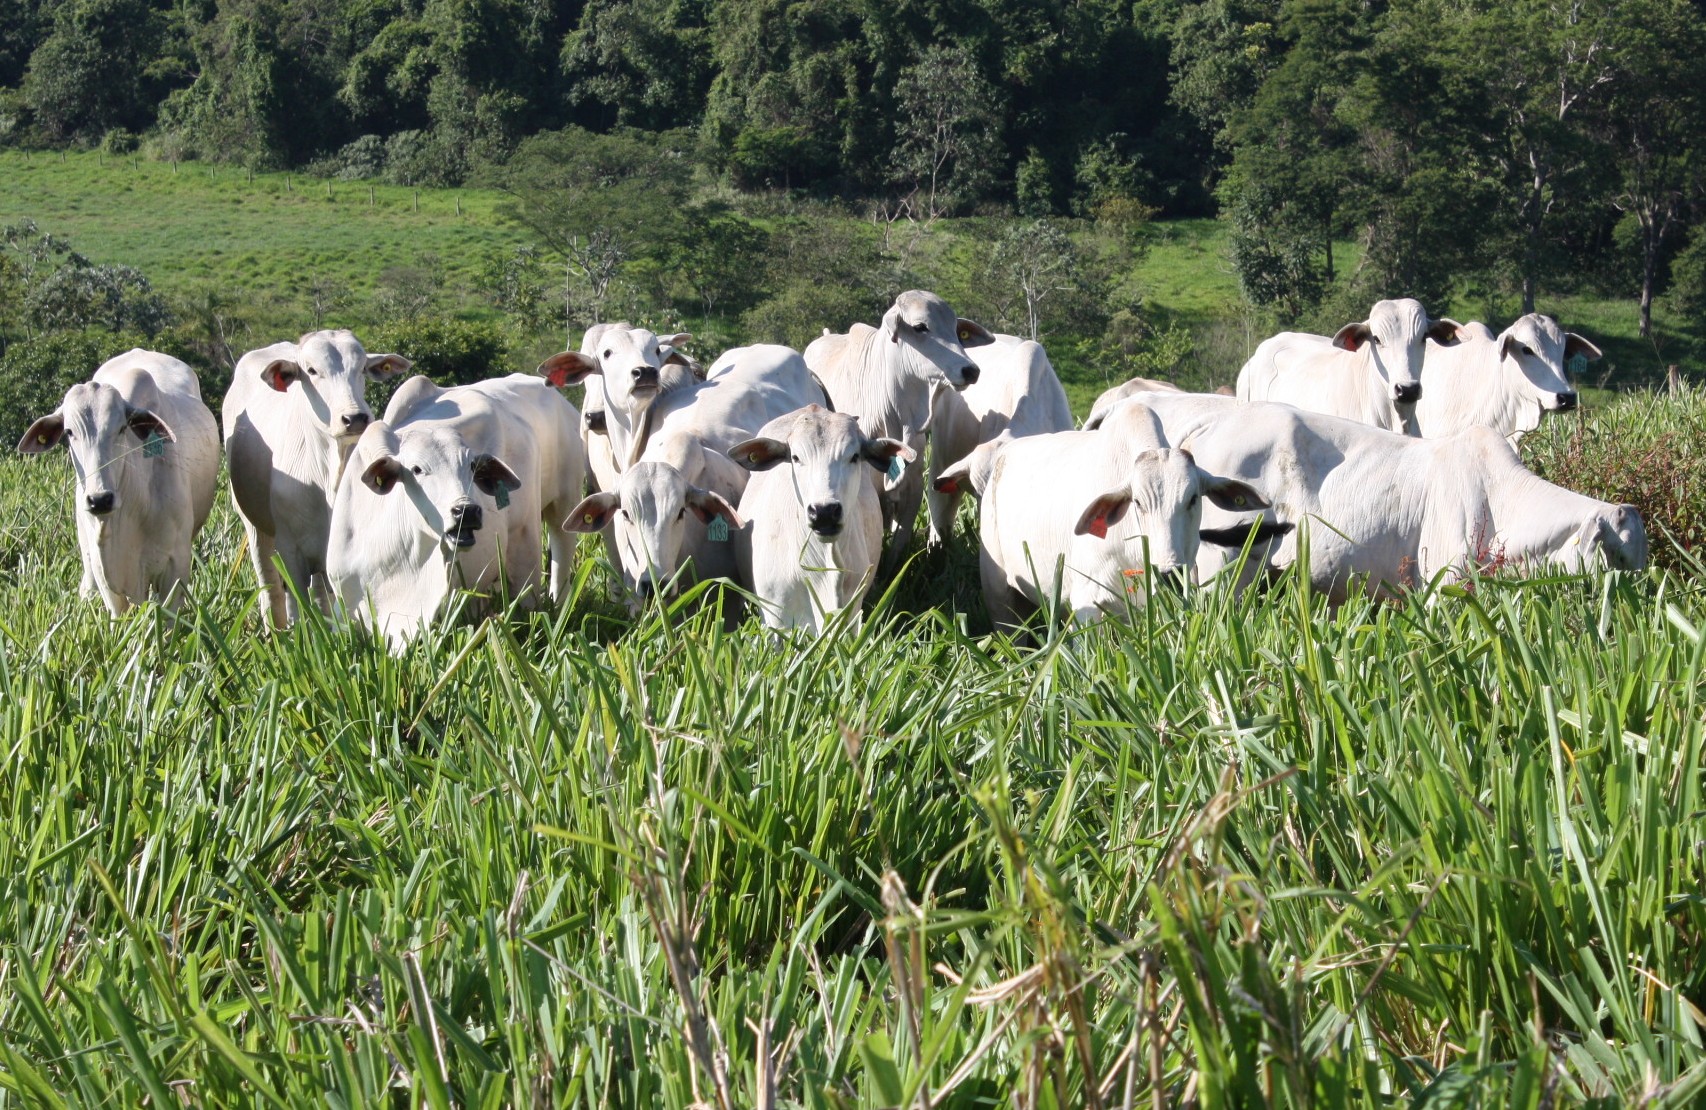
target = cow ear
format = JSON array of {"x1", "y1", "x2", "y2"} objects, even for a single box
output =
[
  {"x1": 729, "y1": 437, "x2": 789, "y2": 472},
  {"x1": 565, "y1": 492, "x2": 619, "y2": 533},
  {"x1": 1427, "y1": 318, "x2": 1466, "y2": 346},
  {"x1": 955, "y1": 318, "x2": 996, "y2": 348},
  {"x1": 362, "y1": 456, "x2": 405, "y2": 495},
  {"x1": 861, "y1": 436, "x2": 914, "y2": 473},
  {"x1": 1074, "y1": 488, "x2": 1131, "y2": 538},
  {"x1": 1202, "y1": 476, "x2": 1268, "y2": 512},
  {"x1": 261, "y1": 358, "x2": 300, "y2": 392},
  {"x1": 538, "y1": 351, "x2": 600, "y2": 388},
  {"x1": 883, "y1": 305, "x2": 903, "y2": 344},
  {"x1": 1564, "y1": 333, "x2": 1602, "y2": 362},
  {"x1": 472, "y1": 455, "x2": 522, "y2": 498},
  {"x1": 17, "y1": 412, "x2": 65, "y2": 454},
  {"x1": 364, "y1": 352, "x2": 413, "y2": 379},
  {"x1": 685, "y1": 486, "x2": 742, "y2": 527},
  {"x1": 662, "y1": 332, "x2": 693, "y2": 349},
  {"x1": 1331, "y1": 322, "x2": 1373, "y2": 353},
  {"x1": 126, "y1": 407, "x2": 175, "y2": 443}
]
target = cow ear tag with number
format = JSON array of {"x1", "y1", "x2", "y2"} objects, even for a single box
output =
[
  {"x1": 143, "y1": 430, "x2": 165, "y2": 458},
  {"x1": 887, "y1": 455, "x2": 903, "y2": 481},
  {"x1": 495, "y1": 487, "x2": 510, "y2": 509},
  {"x1": 707, "y1": 517, "x2": 729, "y2": 542}
]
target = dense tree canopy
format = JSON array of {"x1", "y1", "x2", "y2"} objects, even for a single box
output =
[{"x1": 2, "y1": 0, "x2": 1704, "y2": 339}]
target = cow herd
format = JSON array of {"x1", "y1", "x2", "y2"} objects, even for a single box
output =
[{"x1": 14, "y1": 290, "x2": 1648, "y2": 647}]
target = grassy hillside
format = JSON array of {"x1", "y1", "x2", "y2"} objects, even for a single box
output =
[
  {"x1": 2, "y1": 388, "x2": 1706, "y2": 1105},
  {"x1": 6, "y1": 151, "x2": 1694, "y2": 421}
]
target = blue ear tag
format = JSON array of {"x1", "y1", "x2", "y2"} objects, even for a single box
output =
[
  {"x1": 887, "y1": 455, "x2": 903, "y2": 481},
  {"x1": 494, "y1": 486, "x2": 510, "y2": 509},
  {"x1": 143, "y1": 430, "x2": 165, "y2": 458},
  {"x1": 707, "y1": 516, "x2": 729, "y2": 542}
]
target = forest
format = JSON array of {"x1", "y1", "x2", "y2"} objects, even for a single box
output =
[{"x1": 4, "y1": 0, "x2": 1706, "y2": 389}]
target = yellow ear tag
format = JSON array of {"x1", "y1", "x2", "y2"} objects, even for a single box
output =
[
  {"x1": 37, "y1": 435, "x2": 48, "y2": 445},
  {"x1": 1233, "y1": 495, "x2": 1246, "y2": 507},
  {"x1": 958, "y1": 327, "x2": 971, "y2": 341},
  {"x1": 750, "y1": 452, "x2": 761, "y2": 464}
]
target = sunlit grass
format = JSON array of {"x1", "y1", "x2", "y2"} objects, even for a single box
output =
[{"x1": 3, "y1": 388, "x2": 1705, "y2": 1105}]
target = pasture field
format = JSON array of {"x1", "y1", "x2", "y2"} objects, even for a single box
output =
[{"x1": 2, "y1": 391, "x2": 1706, "y2": 1106}]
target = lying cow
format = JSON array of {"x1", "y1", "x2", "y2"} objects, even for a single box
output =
[
  {"x1": 558, "y1": 344, "x2": 825, "y2": 610},
  {"x1": 18, "y1": 348, "x2": 220, "y2": 615},
  {"x1": 940, "y1": 401, "x2": 1273, "y2": 631},
  {"x1": 926, "y1": 333, "x2": 1074, "y2": 546},
  {"x1": 225, "y1": 329, "x2": 412, "y2": 627},
  {"x1": 1237, "y1": 299, "x2": 1461, "y2": 433},
  {"x1": 1414, "y1": 314, "x2": 1596, "y2": 443},
  {"x1": 806, "y1": 291, "x2": 995, "y2": 565},
  {"x1": 326, "y1": 374, "x2": 585, "y2": 646},
  {"x1": 1117, "y1": 391, "x2": 1647, "y2": 601},
  {"x1": 729, "y1": 406, "x2": 912, "y2": 633}
]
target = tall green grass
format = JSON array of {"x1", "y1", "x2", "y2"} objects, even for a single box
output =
[{"x1": 3, "y1": 390, "x2": 1706, "y2": 1105}]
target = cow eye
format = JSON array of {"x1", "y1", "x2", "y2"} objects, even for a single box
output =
[
  {"x1": 912, "y1": 323, "x2": 928, "y2": 334},
  {"x1": 619, "y1": 509, "x2": 631, "y2": 522},
  {"x1": 61, "y1": 429, "x2": 72, "y2": 441},
  {"x1": 790, "y1": 453, "x2": 800, "y2": 464},
  {"x1": 1517, "y1": 344, "x2": 1533, "y2": 357},
  {"x1": 676, "y1": 507, "x2": 686, "y2": 521},
  {"x1": 411, "y1": 465, "x2": 422, "y2": 475},
  {"x1": 603, "y1": 349, "x2": 613, "y2": 360},
  {"x1": 1189, "y1": 495, "x2": 1200, "y2": 509}
]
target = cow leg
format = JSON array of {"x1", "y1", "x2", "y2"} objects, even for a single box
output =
[
  {"x1": 245, "y1": 522, "x2": 290, "y2": 629},
  {"x1": 881, "y1": 467, "x2": 925, "y2": 574},
  {"x1": 980, "y1": 546, "x2": 1025, "y2": 637},
  {"x1": 546, "y1": 523, "x2": 576, "y2": 605},
  {"x1": 925, "y1": 481, "x2": 962, "y2": 551}
]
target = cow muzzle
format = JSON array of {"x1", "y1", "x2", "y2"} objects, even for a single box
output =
[
  {"x1": 630, "y1": 366, "x2": 659, "y2": 394},
  {"x1": 1553, "y1": 391, "x2": 1579, "y2": 412},
  {"x1": 85, "y1": 491, "x2": 116, "y2": 516},
  {"x1": 806, "y1": 501, "x2": 844, "y2": 538},
  {"x1": 1393, "y1": 383, "x2": 1422, "y2": 405},
  {"x1": 446, "y1": 502, "x2": 482, "y2": 548},
  {"x1": 957, "y1": 363, "x2": 980, "y2": 387},
  {"x1": 340, "y1": 412, "x2": 371, "y2": 437}
]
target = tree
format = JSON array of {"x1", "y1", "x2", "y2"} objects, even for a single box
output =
[
  {"x1": 982, "y1": 219, "x2": 1089, "y2": 341},
  {"x1": 494, "y1": 128, "x2": 694, "y2": 341},
  {"x1": 561, "y1": 0, "x2": 711, "y2": 131},
  {"x1": 888, "y1": 45, "x2": 1004, "y2": 222},
  {"x1": 667, "y1": 202, "x2": 769, "y2": 321},
  {"x1": 1602, "y1": 0, "x2": 1706, "y2": 339},
  {"x1": 23, "y1": 0, "x2": 166, "y2": 140}
]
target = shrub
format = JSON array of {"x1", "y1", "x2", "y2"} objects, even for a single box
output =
[
  {"x1": 0, "y1": 328, "x2": 150, "y2": 442},
  {"x1": 365, "y1": 316, "x2": 510, "y2": 413},
  {"x1": 1524, "y1": 386, "x2": 1706, "y2": 571}
]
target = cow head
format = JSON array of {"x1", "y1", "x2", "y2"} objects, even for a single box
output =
[
  {"x1": 1073, "y1": 448, "x2": 1271, "y2": 600},
  {"x1": 1564, "y1": 504, "x2": 1647, "y2": 572},
  {"x1": 546, "y1": 325, "x2": 692, "y2": 418},
  {"x1": 564, "y1": 461, "x2": 739, "y2": 605},
  {"x1": 1498, "y1": 314, "x2": 1594, "y2": 414},
  {"x1": 731, "y1": 406, "x2": 911, "y2": 540},
  {"x1": 259, "y1": 329, "x2": 411, "y2": 443},
  {"x1": 18, "y1": 381, "x2": 176, "y2": 518},
  {"x1": 1332, "y1": 298, "x2": 1460, "y2": 408},
  {"x1": 881, "y1": 290, "x2": 994, "y2": 391},
  {"x1": 354, "y1": 421, "x2": 521, "y2": 552}
]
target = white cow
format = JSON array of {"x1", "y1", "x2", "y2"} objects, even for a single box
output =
[
  {"x1": 563, "y1": 428, "x2": 746, "y2": 614},
  {"x1": 326, "y1": 374, "x2": 585, "y2": 646},
  {"x1": 1414, "y1": 314, "x2": 1596, "y2": 442},
  {"x1": 224, "y1": 329, "x2": 412, "y2": 627},
  {"x1": 1119, "y1": 391, "x2": 1647, "y2": 601},
  {"x1": 805, "y1": 291, "x2": 995, "y2": 564},
  {"x1": 539, "y1": 323, "x2": 694, "y2": 471},
  {"x1": 1237, "y1": 299, "x2": 1462, "y2": 433},
  {"x1": 558, "y1": 344, "x2": 826, "y2": 608},
  {"x1": 925, "y1": 333, "x2": 1074, "y2": 546},
  {"x1": 728, "y1": 405, "x2": 912, "y2": 633},
  {"x1": 17, "y1": 349, "x2": 219, "y2": 615},
  {"x1": 1084, "y1": 376, "x2": 1185, "y2": 429},
  {"x1": 948, "y1": 401, "x2": 1272, "y2": 631}
]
